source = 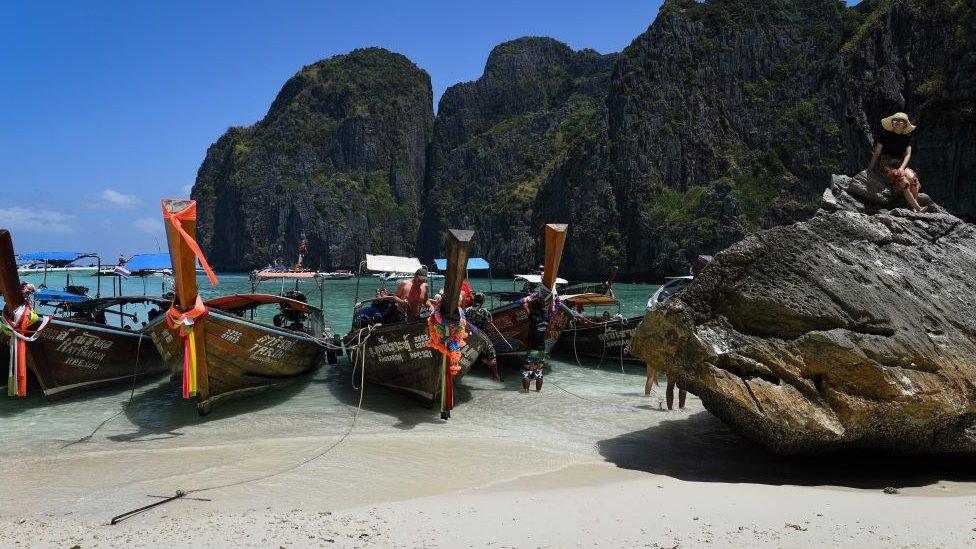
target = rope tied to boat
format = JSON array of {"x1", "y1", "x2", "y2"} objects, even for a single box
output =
[
  {"x1": 2, "y1": 303, "x2": 51, "y2": 397},
  {"x1": 110, "y1": 323, "x2": 376, "y2": 525},
  {"x1": 165, "y1": 296, "x2": 208, "y2": 399}
]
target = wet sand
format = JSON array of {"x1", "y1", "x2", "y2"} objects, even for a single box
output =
[{"x1": 2, "y1": 360, "x2": 975, "y2": 548}]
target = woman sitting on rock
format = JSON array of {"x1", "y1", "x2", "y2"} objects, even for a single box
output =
[{"x1": 867, "y1": 112, "x2": 923, "y2": 212}]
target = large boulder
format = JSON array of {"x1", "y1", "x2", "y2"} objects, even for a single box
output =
[{"x1": 630, "y1": 173, "x2": 976, "y2": 454}]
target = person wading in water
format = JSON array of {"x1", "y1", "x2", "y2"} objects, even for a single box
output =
[
  {"x1": 867, "y1": 112, "x2": 924, "y2": 212},
  {"x1": 394, "y1": 268, "x2": 428, "y2": 319}
]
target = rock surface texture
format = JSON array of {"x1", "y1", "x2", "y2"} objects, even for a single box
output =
[
  {"x1": 631, "y1": 172, "x2": 976, "y2": 454},
  {"x1": 193, "y1": 48, "x2": 433, "y2": 271}
]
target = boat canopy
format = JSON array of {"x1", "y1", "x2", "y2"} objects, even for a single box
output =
[
  {"x1": 17, "y1": 252, "x2": 97, "y2": 267},
  {"x1": 365, "y1": 254, "x2": 423, "y2": 273},
  {"x1": 514, "y1": 274, "x2": 568, "y2": 285},
  {"x1": 33, "y1": 289, "x2": 89, "y2": 303},
  {"x1": 207, "y1": 293, "x2": 317, "y2": 313},
  {"x1": 434, "y1": 257, "x2": 490, "y2": 271},
  {"x1": 562, "y1": 293, "x2": 620, "y2": 307},
  {"x1": 125, "y1": 253, "x2": 171, "y2": 273}
]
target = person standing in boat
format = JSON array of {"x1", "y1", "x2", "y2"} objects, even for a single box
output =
[
  {"x1": 867, "y1": 112, "x2": 923, "y2": 212},
  {"x1": 394, "y1": 268, "x2": 428, "y2": 319}
]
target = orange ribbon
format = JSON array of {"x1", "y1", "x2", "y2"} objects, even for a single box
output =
[{"x1": 161, "y1": 200, "x2": 218, "y2": 286}]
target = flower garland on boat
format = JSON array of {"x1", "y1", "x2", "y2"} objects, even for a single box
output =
[{"x1": 426, "y1": 307, "x2": 468, "y2": 375}]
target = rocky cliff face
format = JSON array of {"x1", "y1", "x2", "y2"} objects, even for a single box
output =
[
  {"x1": 416, "y1": 37, "x2": 616, "y2": 274},
  {"x1": 193, "y1": 0, "x2": 973, "y2": 278},
  {"x1": 193, "y1": 48, "x2": 433, "y2": 271},
  {"x1": 630, "y1": 172, "x2": 976, "y2": 454}
]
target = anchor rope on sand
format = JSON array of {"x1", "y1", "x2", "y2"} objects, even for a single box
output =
[
  {"x1": 60, "y1": 335, "x2": 146, "y2": 449},
  {"x1": 108, "y1": 328, "x2": 374, "y2": 526}
]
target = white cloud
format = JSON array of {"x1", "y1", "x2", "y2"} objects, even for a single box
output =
[
  {"x1": 181, "y1": 184, "x2": 193, "y2": 196},
  {"x1": 0, "y1": 207, "x2": 76, "y2": 234},
  {"x1": 132, "y1": 217, "x2": 161, "y2": 235},
  {"x1": 97, "y1": 188, "x2": 142, "y2": 209}
]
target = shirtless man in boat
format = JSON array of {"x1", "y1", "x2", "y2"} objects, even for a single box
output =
[{"x1": 394, "y1": 268, "x2": 428, "y2": 319}]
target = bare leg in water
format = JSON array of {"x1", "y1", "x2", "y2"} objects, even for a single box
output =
[
  {"x1": 644, "y1": 361, "x2": 658, "y2": 396},
  {"x1": 666, "y1": 375, "x2": 687, "y2": 410}
]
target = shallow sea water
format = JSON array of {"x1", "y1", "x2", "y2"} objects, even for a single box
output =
[{"x1": 0, "y1": 273, "x2": 663, "y2": 455}]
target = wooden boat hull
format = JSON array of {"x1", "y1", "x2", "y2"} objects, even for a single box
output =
[
  {"x1": 469, "y1": 302, "x2": 570, "y2": 359},
  {"x1": 4, "y1": 318, "x2": 165, "y2": 399},
  {"x1": 346, "y1": 319, "x2": 488, "y2": 403},
  {"x1": 552, "y1": 316, "x2": 643, "y2": 363},
  {"x1": 146, "y1": 309, "x2": 324, "y2": 413}
]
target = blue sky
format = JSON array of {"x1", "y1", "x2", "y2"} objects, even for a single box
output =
[{"x1": 1, "y1": 1, "x2": 858, "y2": 259}]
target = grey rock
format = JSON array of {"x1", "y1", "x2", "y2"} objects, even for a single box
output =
[{"x1": 630, "y1": 174, "x2": 976, "y2": 454}]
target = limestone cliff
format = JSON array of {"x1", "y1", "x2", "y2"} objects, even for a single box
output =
[
  {"x1": 193, "y1": 0, "x2": 973, "y2": 278},
  {"x1": 193, "y1": 48, "x2": 433, "y2": 271}
]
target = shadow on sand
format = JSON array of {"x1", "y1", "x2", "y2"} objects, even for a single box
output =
[
  {"x1": 326, "y1": 359, "x2": 474, "y2": 431},
  {"x1": 109, "y1": 374, "x2": 317, "y2": 443},
  {"x1": 0, "y1": 371, "x2": 169, "y2": 419},
  {"x1": 598, "y1": 410, "x2": 976, "y2": 489}
]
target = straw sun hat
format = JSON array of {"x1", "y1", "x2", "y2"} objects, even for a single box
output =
[{"x1": 881, "y1": 112, "x2": 916, "y2": 133}]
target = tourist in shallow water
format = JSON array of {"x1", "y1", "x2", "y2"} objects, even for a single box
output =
[
  {"x1": 520, "y1": 296, "x2": 547, "y2": 392},
  {"x1": 867, "y1": 112, "x2": 923, "y2": 212},
  {"x1": 393, "y1": 268, "x2": 428, "y2": 319}
]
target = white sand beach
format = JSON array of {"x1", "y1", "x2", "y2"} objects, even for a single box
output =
[{"x1": 1, "y1": 364, "x2": 974, "y2": 548}]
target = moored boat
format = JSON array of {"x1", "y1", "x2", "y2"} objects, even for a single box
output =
[
  {"x1": 0, "y1": 232, "x2": 167, "y2": 400},
  {"x1": 552, "y1": 292, "x2": 643, "y2": 364},
  {"x1": 145, "y1": 199, "x2": 328, "y2": 414},
  {"x1": 467, "y1": 224, "x2": 571, "y2": 361},
  {"x1": 345, "y1": 230, "x2": 487, "y2": 416}
]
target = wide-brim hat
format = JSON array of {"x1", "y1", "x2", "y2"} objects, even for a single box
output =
[
  {"x1": 881, "y1": 112, "x2": 916, "y2": 133},
  {"x1": 414, "y1": 267, "x2": 428, "y2": 280}
]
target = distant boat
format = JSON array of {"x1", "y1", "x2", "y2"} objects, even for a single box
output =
[
  {"x1": 145, "y1": 200, "x2": 328, "y2": 415},
  {"x1": 377, "y1": 271, "x2": 444, "y2": 281},
  {"x1": 324, "y1": 269, "x2": 354, "y2": 280},
  {"x1": 16, "y1": 252, "x2": 100, "y2": 277},
  {"x1": 0, "y1": 235, "x2": 167, "y2": 400}
]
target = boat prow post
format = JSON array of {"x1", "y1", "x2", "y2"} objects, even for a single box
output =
[
  {"x1": 0, "y1": 230, "x2": 26, "y2": 314},
  {"x1": 542, "y1": 223, "x2": 569, "y2": 292},
  {"x1": 160, "y1": 198, "x2": 216, "y2": 408}
]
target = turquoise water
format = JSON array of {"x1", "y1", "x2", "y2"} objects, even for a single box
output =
[{"x1": 2, "y1": 271, "x2": 662, "y2": 456}]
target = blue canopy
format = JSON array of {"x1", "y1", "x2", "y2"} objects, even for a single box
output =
[
  {"x1": 125, "y1": 253, "x2": 171, "y2": 272},
  {"x1": 434, "y1": 257, "x2": 490, "y2": 271},
  {"x1": 17, "y1": 252, "x2": 95, "y2": 263},
  {"x1": 33, "y1": 289, "x2": 89, "y2": 303}
]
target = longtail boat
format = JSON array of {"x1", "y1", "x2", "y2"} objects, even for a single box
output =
[
  {"x1": 552, "y1": 292, "x2": 642, "y2": 364},
  {"x1": 467, "y1": 224, "x2": 571, "y2": 359},
  {"x1": 0, "y1": 231, "x2": 166, "y2": 399},
  {"x1": 145, "y1": 199, "x2": 327, "y2": 414},
  {"x1": 345, "y1": 230, "x2": 487, "y2": 417}
]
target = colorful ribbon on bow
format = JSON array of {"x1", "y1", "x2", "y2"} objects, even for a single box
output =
[
  {"x1": 166, "y1": 296, "x2": 208, "y2": 399},
  {"x1": 427, "y1": 308, "x2": 468, "y2": 414},
  {"x1": 2, "y1": 304, "x2": 51, "y2": 397},
  {"x1": 161, "y1": 200, "x2": 219, "y2": 286}
]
